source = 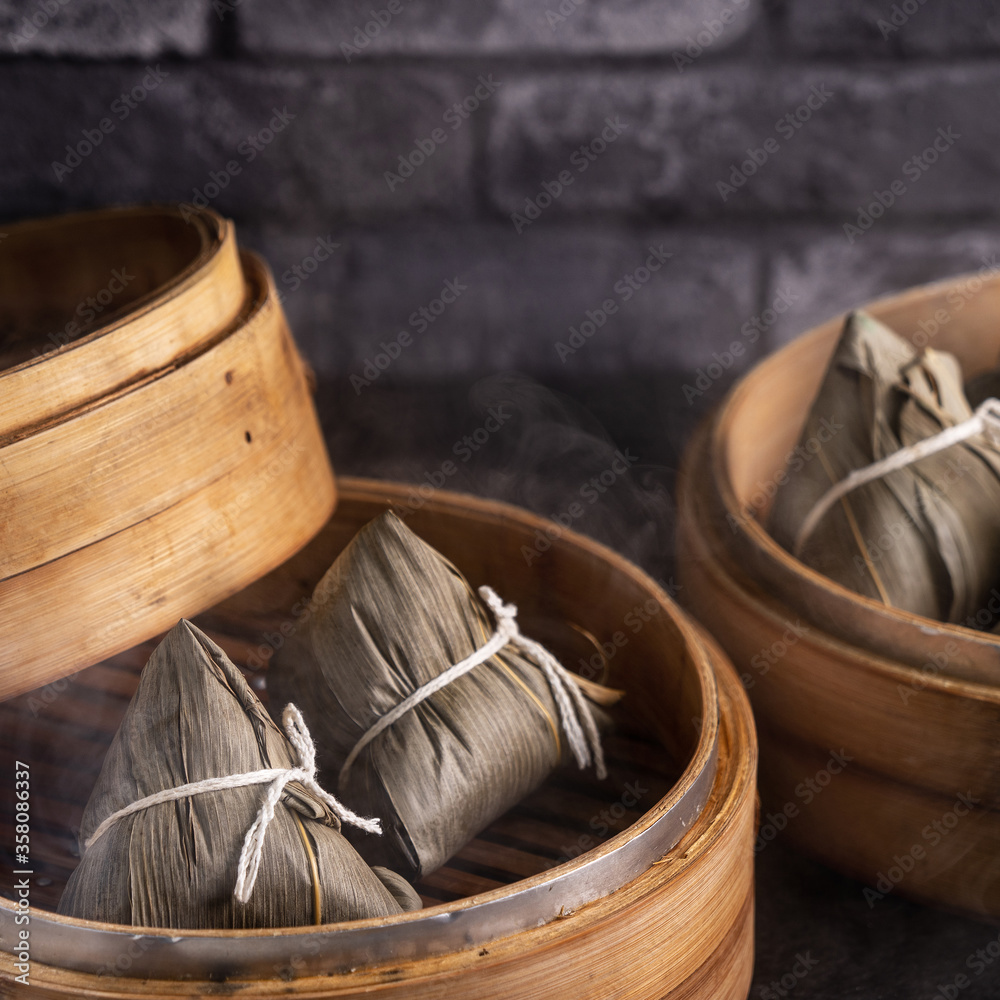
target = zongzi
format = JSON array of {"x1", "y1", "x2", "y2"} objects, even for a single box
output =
[
  {"x1": 769, "y1": 310, "x2": 1000, "y2": 625},
  {"x1": 268, "y1": 511, "x2": 616, "y2": 878},
  {"x1": 58, "y1": 619, "x2": 420, "y2": 928}
]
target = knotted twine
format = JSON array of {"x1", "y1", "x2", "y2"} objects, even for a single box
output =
[
  {"x1": 83, "y1": 704, "x2": 382, "y2": 904},
  {"x1": 794, "y1": 397, "x2": 1000, "y2": 557},
  {"x1": 82, "y1": 586, "x2": 606, "y2": 905},
  {"x1": 338, "y1": 585, "x2": 608, "y2": 786}
]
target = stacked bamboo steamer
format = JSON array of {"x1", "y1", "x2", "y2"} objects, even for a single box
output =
[
  {"x1": 0, "y1": 484, "x2": 757, "y2": 999},
  {"x1": 0, "y1": 207, "x2": 758, "y2": 998},
  {"x1": 0, "y1": 205, "x2": 336, "y2": 699},
  {"x1": 677, "y1": 270, "x2": 1000, "y2": 918}
]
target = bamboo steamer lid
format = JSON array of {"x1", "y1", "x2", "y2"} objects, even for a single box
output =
[
  {"x1": 704, "y1": 270, "x2": 1000, "y2": 685},
  {"x1": 0, "y1": 482, "x2": 757, "y2": 1000},
  {"x1": 0, "y1": 205, "x2": 244, "y2": 440},
  {"x1": 0, "y1": 215, "x2": 336, "y2": 698}
]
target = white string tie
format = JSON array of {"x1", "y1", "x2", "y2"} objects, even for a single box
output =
[
  {"x1": 794, "y1": 397, "x2": 1000, "y2": 557},
  {"x1": 84, "y1": 704, "x2": 382, "y2": 904},
  {"x1": 339, "y1": 585, "x2": 607, "y2": 786}
]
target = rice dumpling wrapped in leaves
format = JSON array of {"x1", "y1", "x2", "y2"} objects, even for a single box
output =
[
  {"x1": 769, "y1": 310, "x2": 1000, "y2": 624},
  {"x1": 268, "y1": 511, "x2": 614, "y2": 878},
  {"x1": 59, "y1": 619, "x2": 420, "y2": 928}
]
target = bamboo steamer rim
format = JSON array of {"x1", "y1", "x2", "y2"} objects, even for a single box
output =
[
  {"x1": 709, "y1": 268, "x2": 1000, "y2": 686},
  {"x1": 0, "y1": 480, "x2": 728, "y2": 982},
  {"x1": 0, "y1": 204, "x2": 244, "y2": 445},
  {"x1": 0, "y1": 250, "x2": 336, "y2": 700},
  {"x1": 684, "y1": 416, "x2": 1000, "y2": 708}
]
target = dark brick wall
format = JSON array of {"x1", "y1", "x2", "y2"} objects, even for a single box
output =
[{"x1": 4, "y1": 0, "x2": 998, "y2": 403}]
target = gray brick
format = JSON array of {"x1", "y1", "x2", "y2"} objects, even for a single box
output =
[
  {"x1": 765, "y1": 227, "x2": 1000, "y2": 349},
  {"x1": 786, "y1": 0, "x2": 1000, "y2": 57},
  {"x1": 0, "y1": 62, "x2": 179, "y2": 220},
  {"x1": 0, "y1": 0, "x2": 209, "y2": 57},
  {"x1": 239, "y1": 0, "x2": 759, "y2": 59},
  {"x1": 487, "y1": 66, "x2": 1000, "y2": 219},
  {"x1": 276, "y1": 224, "x2": 761, "y2": 382},
  {"x1": 239, "y1": 227, "x2": 349, "y2": 373},
  {"x1": 0, "y1": 62, "x2": 475, "y2": 224}
]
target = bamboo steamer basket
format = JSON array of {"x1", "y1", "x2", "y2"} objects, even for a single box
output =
[
  {"x1": 0, "y1": 245, "x2": 336, "y2": 699},
  {"x1": 0, "y1": 205, "x2": 245, "y2": 437},
  {"x1": 0, "y1": 480, "x2": 757, "y2": 1000},
  {"x1": 676, "y1": 271, "x2": 1000, "y2": 918},
  {"x1": 679, "y1": 432, "x2": 1000, "y2": 916},
  {"x1": 703, "y1": 269, "x2": 1000, "y2": 686}
]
